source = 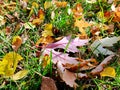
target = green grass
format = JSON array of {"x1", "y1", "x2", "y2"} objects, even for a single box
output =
[{"x1": 0, "y1": 0, "x2": 120, "y2": 90}]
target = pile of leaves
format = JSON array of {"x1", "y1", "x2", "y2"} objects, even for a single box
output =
[{"x1": 0, "y1": 0, "x2": 120, "y2": 90}]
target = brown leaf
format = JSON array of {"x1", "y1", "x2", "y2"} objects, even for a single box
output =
[
  {"x1": 41, "y1": 76, "x2": 57, "y2": 90},
  {"x1": 91, "y1": 55, "x2": 115, "y2": 75},
  {"x1": 12, "y1": 36, "x2": 22, "y2": 51},
  {"x1": 57, "y1": 61, "x2": 78, "y2": 88}
]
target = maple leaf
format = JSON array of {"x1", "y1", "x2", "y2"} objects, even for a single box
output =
[
  {"x1": 74, "y1": 19, "x2": 92, "y2": 35},
  {"x1": 90, "y1": 36, "x2": 120, "y2": 55}
]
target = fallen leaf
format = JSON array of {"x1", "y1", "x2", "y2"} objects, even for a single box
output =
[
  {"x1": 42, "y1": 24, "x2": 54, "y2": 37},
  {"x1": 41, "y1": 76, "x2": 57, "y2": 90},
  {"x1": 0, "y1": 52, "x2": 23, "y2": 76},
  {"x1": 0, "y1": 15, "x2": 6, "y2": 26},
  {"x1": 91, "y1": 55, "x2": 115, "y2": 75},
  {"x1": 74, "y1": 19, "x2": 92, "y2": 35},
  {"x1": 90, "y1": 36, "x2": 120, "y2": 55},
  {"x1": 46, "y1": 36, "x2": 89, "y2": 53},
  {"x1": 55, "y1": 1, "x2": 67, "y2": 8},
  {"x1": 100, "y1": 67, "x2": 116, "y2": 78},
  {"x1": 57, "y1": 61, "x2": 78, "y2": 87},
  {"x1": 36, "y1": 36, "x2": 55, "y2": 46},
  {"x1": 44, "y1": 1, "x2": 52, "y2": 10},
  {"x1": 11, "y1": 70, "x2": 29, "y2": 80},
  {"x1": 72, "y1": 3, "x2": 83, "y2": 19},
  {"x1": 12, "y1": 36, "x2": 22, "y2": 51}
]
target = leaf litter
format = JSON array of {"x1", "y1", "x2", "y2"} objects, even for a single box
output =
[{"x1": 0, "y1": 0, "x2": 120, "y2": 89}]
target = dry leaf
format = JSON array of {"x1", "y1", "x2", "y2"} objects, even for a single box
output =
[
  {"x1": 0, "y1": 52, "x2": 23, "y2": 76},
  {"x1": 57, "y1": 61, "x2": 78, "y2": 87},
  {"x1": 11, "y1": 70, "x2": 28, "y2": 80},
  {"x1": 90, "y1": 36, "x2": 120, "y2": 55},
  {"x1": 44, "y1": 1, "x2": 52, "y2": 10},
  {"x1": 91, "y1": 55, "x2": 115, "y2": 75},
  {"x1": 100, "y1": 67, "x2": 116, "y2": 78},
  {"x1": 42, "y1": 24, "x2": 54, "y2": 37},
  {"x1": 38, "y1": 9, "x2": 45, "y2": 20},
  {"x1": 72, "y1": 3, "x2": 83, "y2": 19},
  {"x1": 0, "y1": 15, "x2": 6, "y2": 26},
  {"x1": 55, "y1": 1, "x2": 67, "y2": 8},
  {"x1": 32, "y1": 18, "x2": 43, "y2": 25},
  {"x1": 41, "y1": 76, "x2": 57, "y2": 90},
  {"x1": 36, "y1": 36, "x2": 55, "y2": 46},
  {"x1": 12, "y1": 36, "x2": 22, "y2": 51},
  {"x1": 74, "y1": 19, "x2": 92, "y2": 35}
]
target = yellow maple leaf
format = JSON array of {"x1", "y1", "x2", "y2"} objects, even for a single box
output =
[
  {"x1": 0, "y1": 52, "x2": 23, "y2": 76},
  {"x1": 74, "y1": 19, "x2": 92, "y2": 35},
  {"x1": 12, "y1": 36, "x2": 22, "y2": 51},
  {"x1": 100, "y1": 67, "x2": 116, "y2": 78},
  {"x1": 42, "y1": 24, "x2": 54, "y2": 37},
  {"x1": 11, "y1": 70, "x2": 29, "y2": 81}
]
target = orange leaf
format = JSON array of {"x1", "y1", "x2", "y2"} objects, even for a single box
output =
[
  {"x1": 12, "y1": 36, "x2": 22, "y2": 51},
  {"x1": 74, "y1": 19, "x2": 92, "y2": 35},
  {"x1": 72, "y1": 3, "x2": 83, "y2": 19},
  {"x1": 55, "y1": 1, "x2": 67, "y2": 8},
  {"x1": 100, "y1": 67, "x2": 116, "y2": 78}
]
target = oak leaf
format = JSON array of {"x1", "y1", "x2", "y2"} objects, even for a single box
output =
[{"x1": 90, "y1": 36, "x2": 120, "y2": 55}]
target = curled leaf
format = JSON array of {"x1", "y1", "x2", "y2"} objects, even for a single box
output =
[
  {"x1": 11, "y1": 70, "x2": 29, "y2": 80},
  {"x1": 100, "y1": 67, "x2": 116, "y2": 78},
  {"x1": 12, "y1": 36, "x2": 22, "y2": 51},
  {"x1": 91, "y1": 55, "x2": 115, "y2": 75}
]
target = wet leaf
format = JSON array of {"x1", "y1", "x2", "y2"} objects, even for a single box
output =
[
  {"x1": 11, "y1": 70, "x2": 29, "y2": 80},
  {"x1": 100, "y1": 67, "x2": 116, "y2": 78},
  {"x1": 12, "y1": 36, "x2": 22, "y2": 51}
]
